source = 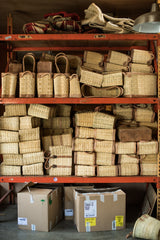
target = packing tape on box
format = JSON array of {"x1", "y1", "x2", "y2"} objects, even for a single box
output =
[
  {"x1": 85, "y1": 195, "x2": 90, "y2": 201},
  {"x1": 112, "y1": 193, "x2": 118, "y2": 202},
  {"x1": 86, "y1": 222, "x2": 91, "y2": 232},
  {"x1": 100, "y1": 194, "x2": 104, "y2": 202},
  {"x1": 27, "y1": 186, "x2": 34, "y2": 203},
  {"x1": 31, "y1": 224, "x2": 36, "y2": 231}
]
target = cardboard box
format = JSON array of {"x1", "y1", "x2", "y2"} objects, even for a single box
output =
[
  {"x1": 17, "y1": 186, "x2": 62, "y2": 232},
  {"x1": 74, "y1": 188, "x2": 126, "y2": 232}
]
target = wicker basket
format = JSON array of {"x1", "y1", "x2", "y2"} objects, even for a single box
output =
[
  {"x1": 73, "y1": 138, "x2": 94, "y2": 152},
  {"x1": 129, "y1": 63, "x2": 154, "y2": 73},
  {"x1": 134, "y1": 105, "x2": 155, "y2": 123},
  {"x1": 75, "y1": 127, "x2": 94, "y2": 139},
  {"x1": 93, "y1": 112, "x2": 115, "y2": 129},
  {"x1": 75, "y1": 165, "x2": 95, "y2": 176},
  {"x1": 102, "y1": 72, "x2": 123, "y2": 87},
  {"x1": 0, "y1": 117, "x2": 19, "y2": 131},
  {"x1": 52, "y1": 117, "x2": 71, "y2": 129},
  {"x1": 19, "y1": 71, "x2": 35, "y2": 97},
  {"x1": 131, "y1": 49, "x2": 154, "y2": 65},
  {"x1": 81, "y1": 84, "x2": 123, "y2": 98},
  {"x1": 0, "y1": 142, "x2": 19, "y2": 154},
  {"x1": 0, "y1": 130, "x2": 19, "y2": 143},
  {"x1": 37, "y1": 73, "x2": 53, "y2": 97},
  {"x1": 75, "y1": 112, "x2": 94, "y2": 128},
  {"x1": 49, "y1": 157, "x2": 72, "y2": 167},
  {"x1": 140, "y1": 163, "x2": 157, "y2": 176},
  {"x1": 94, "y1": 140, "x2": 115, "y2": 153},
  {"x1": 49, "y1": 167, "x2": 72, "y2": 176},
  {"x1": 19, "y1": 140, "x2": 41, "y2": 154},
  {"x1": 113, "y1": 104, "x2": 133, "y2": 120},
  {"x1": 1, "y1": 73, "x2": 17, "y2": 98},
  {"x1": 22, "y1": 163, "x2": 43, "y2": 175},
  {"x1": 56, "y1": 105, "x2": 71, "y2": 117},
  {"x1": 4, "y1": 104, "x2": 26, "y2": 117},
  {"x1": 80, "y1": 67, "x2": 103, "y2": 87},
  {"x1": 2, "y1": 154, "x2": 23, "y2": 166},
  {"x1": 37, "y1": 60, "x2": 52, "y2": 73},
  {"x1": 84, "y1": 51, "x2": 104, "y2": 66},
  {"x1": 42, "y1": 136, "x2": 52, "y2": 151},
  {"x1": 123, "y1": 72, "x2": 157, "y2": 97},
  {"x1": 20, "y1": 116, "x2": 41, "y2": 130},
  {"x1": 107, "y1": 50, "x2": 131, "y2": 66},
  {"x1": 116, "y1": 142, "x2": 136, "y2": 154},
  {"x1": 137, "y1": 141, "x2": 158, "y2": 155},
  {"x1": 28, "y1": 104, "x2": 51, "y2": 119},
  {"x1": 74, "y1": 152, "x2": 95, "y2": 165},
  {"x1": 52, "y1": 134, "x2": 72, "y2": 147},
  {"x1": 69, "y1": 74, "x2": 81, "y2": 98},
  {"x1": 49, "y1": 146, "x2": 72, "y2": 157},
  {"x1": 19, "y1": 127, "x2": 40, "y2": 142},
  {"x1": 83, "y1": 62, "x2": 103, "y2": 72},
  {"x1": 104, "y1": 62, "x2": 129, "y2": 72},
  {"x1": 9, "y1": 60, "x2": 22, "y2": 73},
  {"x1": 96, "y1": 153, "x2": 115, "y2": 166},
  {"x1": 51, "y1": 128, "x2": 73, "y2": 136},
  {"x1": 67, "y1": 54, "x2": 82, "y2": 76},
  {"x1": 0, "y1": 165, "x2": 21, "y2": 175},
  {"x1": 118, "y1": 163, "x2": 139, "y2": 176},
  {"x1": 49, "y1": 106, "x2": 57, "y2": 118},
  {"x1": 118, "y1": 155, "x2": 139, "y2": 164},
  {"x1": 140, "y1": 154, "x2": 157, "y2": 163},
  {"x1": 97, "y1": 165, "x2": 118, "y2": 176},
  {"x1": 23, "y1": 151, "x2": 44, "y2": 165}
]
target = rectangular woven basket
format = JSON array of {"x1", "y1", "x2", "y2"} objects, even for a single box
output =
[
  {"x1": 0, "y1": 117, "x2": 20, "y2": 131},
  {"x1": 97, "y1": 165, "x2": 118, "y2": 176},
  {"x1": 102, "y1": 72, "x2": 123, "y2": 87},
  {"x1": 83, "y1": 62, "x2": 103, "y2": 72},
  {"x1": 1, "y1": 72, "x2": 18, "y2": 98},
  {"x1": 22, "y1": 163, "x2": 44, "y2": 175},
  {"x1": 116, "y1": 142, "x2": 136, "y2": 155},
  {"x1": 4, "y1": 104, "x2": 26, "y2": 117},
  {"x1": 37, "y1": 73, "x2": 53, "y2": 97},
  {"x1": 80, "y1": 67, "x2": 103, "y2": 87},
  {"x1": 96, "y1": 153, "x2": 115, "y2": 166},
  {"x1": 0, "y1": 165, "x2": 21, "y2": 175},
  {"x1": 94, "y1": 140, "x2": 115, "y2": 153},
  {"x1": 49, "y1": 157, "x2": 72, "y2": 167},
  {"x1": 137, "y1": 141, "x2": 158, "y2": 155},
  {"x1": 49, "y1": 167, "x2": 72, "y2": 176},
  {"x1": 19, "y1": 127, "x2": 40, "y2": 142},
  {"x1": 52, "y1": 117, "x2": 71, "y2": 129},
  {"x1": 134, "y1": 107, "x2": 155, "y2": 123},
  {"x1": 75, "y1": 112, "x2": 94, "y2": 128},
  {"x1": 19, "y1": 140, "x2": 41, "y2": 154},
  {"x1": 83, "y1": 51, "x2": 104, "y2": 66},
  {"x1": 42, "y1": 136, "x2": 52, "y2": 152},
  {"x1": 0, "y1": 143, "x2": 19, "y2": 154},
  {"x1": 118, "y1": 164, "x2": 139, "y2": 176},
  {"x1": 20, "y1": 116, "x2": 41, "y2": 130},
  {"x1": 118, "y1": 155, "x2": 139, "y2": 164},
  {"x1": 73, "y1": 138, "x2": 94, "y2": 152},
  {"x1": 28, "y1": 104, "x2": 51, "y2": 119},
  {"x1": 75, "y1": 165, "x2": 95, "y2": 176},
  {"x1": 0, "y1": 130, "x2": 19, "y2": 143},
  {"x1": 56, "y1": 105, "x2": 72, "y2": 117},
  {"x1": 23, "y1": 151, "x2": 44, "y2": 165},
  {"x1": 140, "y1": 163, "x2": 157, "y2": 176},
  {"x1": 129, "y1": 63, "x2": 154, "y2": 73},
  {"x1": 52, "y1": 134, "x2": 72, "y2": 147},
  {"x1": 74, "y1": 152, "x2": 95, "y2": 165},
  {"x1": 49, "y1": 146, "x2": 72, "y2": 157},
  {"x1": 19, "y1": 71, "x2": 35, "y2": 97},
  {"x1": 131, "y1": 49, "x2": 154, "y2": 65},
  {"x1": 113, "y1": 104, "x2": 133, "y2": 120},
  {"x1": 104, "y1": 62, "x2": 129, "y2": 72},
  {"x1": 107, "y1": 50, "x2": 131, "y2": 66},
  {"x1": 43, "y1": 128, "x2": 73, "y2": 136},
  {"x1": 140, "y1": 154, "x2": 157, "y2": 163},
  {"x1": 93, "y1": 112, "x2": 115, "y2": 129},
  {"x1": 2, "y1": 154, "x2": 23, "y2": 166}
]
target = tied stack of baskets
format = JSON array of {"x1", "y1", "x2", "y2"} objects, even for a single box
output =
[
  {"x1": 114, "y1": 104, "x2": 158, "y2": 176},
  {"x1": 42, "y1": 104, "x2": 73, "y2": 176},
  {"x1": 74, "y1": 108, "x2": 117, "y2": 176}
]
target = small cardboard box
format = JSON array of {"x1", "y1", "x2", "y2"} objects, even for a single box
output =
[
  {"x1": 74, "y1": 188, "x2": 126, "y2": 232},
  {"x1": 17, "y1": 185, "x2": 62, "y2": 232}
]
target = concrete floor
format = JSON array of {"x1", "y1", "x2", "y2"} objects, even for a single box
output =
[{"x1": 0, "y1": 204, "x2": 147, "y2": 240}]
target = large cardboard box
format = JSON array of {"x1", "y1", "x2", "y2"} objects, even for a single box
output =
[
  {"x1": 17, "y1": 186, "x2": 62, "y2": 232},
  {"x1": 74, "y1": 188, "x2": 126, "y2": 232}
]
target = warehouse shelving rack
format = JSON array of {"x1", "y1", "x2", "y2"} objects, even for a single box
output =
[{"x1": 0, "y1": 32, "x2": 160, "y2": 217}]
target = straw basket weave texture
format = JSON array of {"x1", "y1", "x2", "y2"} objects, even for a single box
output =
[
  {"x1": 129, "y1": 63, "x2": 154, "y2": 73},
  {"x1": 83, "y1": 62, "x2": 103, "y2": 72},
  {"x1": 69, "y1": 74, "x2": 81, "y2": 98},
  {"x1": 116, "y1": 142, "x2": 136, "y2": 154},
  {"x1": 131, "y1": 49, "x2": 154, "y2": 65},
  {"x1": 93, "y1": 112, "x2": 115, "y2": 129},
  {"x1": 123, "y1": 73, "x2": 157, "y2": 97},
  {"x1": 94, "y1": 140, "x2": 115, "y2": 153},
  {"x1": 52, "y1": 117, "x2": 71, "y2": 129},
  {"x1": 20, "y1": 116, "x2": 41, "y2": 130},
  {"x1": 75, "y1": 112, "x2": 94, "y2": 128},
  {"x1": 49, "y1": 146, "x2": 72, "y2": 157},
  {"x1": 74, "y1": 152, "x2": 95, "y2": 165},
  {"x1": 1, "y1": 73, "x2": 17, "y2": 98},
  {"x1": 140, "y1": 163, "x2": 157, "y2": 176},
  {"x1": 84, "y1": 51, "x2": 104, "y2": 66},
  {"x1": 49, "y1": 167, "x2": 72, "y2": 176},
  {"x1": 23, "y1": 151, "x2": 44, "y2": 165},
  {"x1": 0, "y1": 165, "x2": 21, "y2": 175},
  {"x1": 52, "y1": 128, "x2": 73, "y2": 135},
  {"x1": 37, "y1": 60, "x2": 52, "y2": 73},
  {"x1": 104, "y1": 62, "x2": 129, "y2": 72},
  {"x1": 102, "y1": 72, "x2": 123, "y2": 87},
  {"x1": 113, "y1": 104, "x2": 133, "y2": 120},
  {"x1": 9, "y1": 61, "x2": 22, "y2": 73},
  {"x1": 118, "y1": 155, "x2": 139, "y2": 164},
  {"x1": 19, "y1": 140, "x2": 41, "y2": 154},
  {"x1": 37, "y1": 73, "x2": 53, "y2": 97},
  {"x1": 56, "y1": 105, "x2": 71, "y2": 117},
  {"x1": 96, "y1": 153, "x2": 115, "y2": 166},
  {"x1": 97, "y1": 165, "x2": 118, "y2": 176},
  {"x1": 107, "y1": 50, "x2": 131, "y2": 66},
  {"x1": 118, "y1": 164, "x2": 139, "y2": 176},
  {"x1": 4, "y1": 104, "x2": 26, "y2": 117},
  {"x1": 0, "y1": 130, "x2": 19, "y2": 143},
  {"x1": 19, "y1": 127, "x2": 40, "y2": 142},
  {"x1": 49, "y1": 106, "x2": 57, "y2": 118},
  {"x1": 80, "y1": 67, "x2": 103, "y2": 87},
  {"x1": 73, "y1": 138, "x2": 94, "y2": 152},
  {"x1": 0, "y1": 117, "x2": 19, "y2": 131},
  {"x1": 75, "y1": 127, "x2": 94, "y2": 139},
  {"x1": 134, "y1": 105, "x2": 155, "y2": 123},
  {"x1": 137, "y1": 141, "x2": 158, "y2": 155},
  {"x1": 67, "y1": 54, "x2": 82, "y2": 76},
  {"x1": 28, "y1": 104, "x2": 50, "y2": 119},
  {"x1": 2, "y1": 154, "x2": 23, "y2": 166},
  {"x1": 22, "y1": 163, "x2": 43, "y2": 175},
  {"x1": 140, "y1": 154, "x2": 157, "y2": 163},
  {"x1": 75, "y1": 165, "x2": 95, "y2": 176},
  {"x1": 42, "y1": 136, "x2": 52, "y2": 151},
  {"x1": 0, "y1": 143, "x2": 19, "y2": 154},
  {"x1": 19, "y1": 71, "x2": 35, "y2": 97},
  {"x1": 52, "y1": 134, "x2": 72, "y2": 147},
  {"x1": 49, "y1": 157, "x2": 72, "y2": 167}
]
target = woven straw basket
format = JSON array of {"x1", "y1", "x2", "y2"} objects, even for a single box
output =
[
  {"x1": 49, "y1": 167, "x2": 72, "y2": 176},
  {"x1": 93, "y1": 112, "x2": 115, "y2": 129},
  {"x1": 4, "y1": 104, "x2": 26, "y2": 117},
  {"x1": 42, "y1": 136, "x2": 52, "y2": 151},
  {"x1": 42, "y1": 128, "x2": 73, "y2": 136},
  {"x1": 49, "y1": 146, "x2": 72, "y2": 157},
  {"x1": 116, "y1": 142, "x2": 136, "y2": 154},
  {"x1": 140, "y1": 154, "x2": 157, "y2": 163},
  {"x1": 107, "y1": 50, "x2": 131, "y2": 66},
  {"x1": 94, "y1": 140, "x2": 115, "y2": 153},
  {"x1": 80, "y1": 67, "x2": 103, "y2": 87},
  {"x1": 1, "y1": 73, "x2": 17, "y2": 98},
  {"x1": 0, "y1": 165, "x2": 21, "y2": 175},
  {"x1": 37, "y1": 73, "x2": 53, "y2": 97},
  {"x1": 97, "y1": 165, "x2": 118, "y2": 177},
  {"x1": 20, "y1": 116, "x2": 41, "y2": 130},
  {"x1": 49, "y1": 106, "x2": 57, "y2": 118},
  {"x1": 28, "y1": 104, "x2": 50, "y2": 119},
  {"x1": 104, "y1": 62, "x2": 129, "y2": 72},
  {"x1": 118, "y1": 155, "x2": 139, "y2": 164},
  {"x1": 83, "y1": 62, "x2": 103, "y2": 72},
  {"x1": 52, "y1": 117, "x2": 71, "y2": 129},
  {"x1": 37, "y1": 60, "x2": 52, "y2": 73},
  {"x1": 75, "y1": 165, "x2": 95, "y2": 176},
  {"x1": 69, "y1": 74, "x2": 81, "y2": 98},
  {"x1": 19, "y1": 127, "x2": 40, "y2": 142},
  {"x1": 52, "y1": 134, "x2": 72, "y2": 147},
  {"x1": 96, "y1": 153, "x2": 115, "y2": 166},
  {"x1": 19, "y1": 140, "x2": 41, "y2": 154},
  {"x1": 102, "y1": 72, "x2": 123, "y2": 87},
  {"x1": 2, "y1": 154, "x2": 23, "y2": 166},
  {"x1": 19, "y1": 71, "x2": 35, "y2": 98},
  {"x1": 113, "y1": 104, "x2": 133, "y2": 120},
  {"x1": 119, "y1": 164, "x2": 139, "y2": 176},
  {"x1": 73, "y1": 138, "x2": 94, "y2": 152},
  {"x1": 22, "y1": 163, "x2": 43, "y2": 175},
  {"x1": 123, "y1": 72, "x2": 157, "y2": 97},
  {"x1": 74, "y1": 152, "x2": 95, "y2": 165},
  {"x1": 49, "y1": 157, "x2": 72, "y2": 167},
  {"x1": 0, "y1": 130, "x2": 19, "y2": 143},
  {"x1": 75, "y1": 112, "x2": 94, "y2": 128},
  {"x1": 137, "y1": 141, "x2": 158, "y2": 155},
  {"x1": 129, "y1": 63, "x2": 154, "y2": 73},
  {"x1": 140, "y1": 163, "x2": 157, "y2": 176},
  {"x1": 0, "y1": 117, "x2": 19, "y2": 131},
  {"x1": 0, "y1": 143, "x2": 19, "y2": 154},
  {"x1": 84, "y1": 51, "x2": 104, "y2": 66},
  {"x1": 81, "y1": 84, "x2": 123, "y2": 98},
  {"x1": 131, "y1": 49, "x2": 154, "y2": 65},
  {"x1": 134, "y1": 105, "x2": 155, "y2": 123},
  {"x1": 56, "y1": 104, "x2": 71, "y2": 117},
  {"x1": 23, "y1": 151, "x2": 44, "y2": 165},
  {"x1": 9, "y1": 60, "x2": 22, "y2": 73}
]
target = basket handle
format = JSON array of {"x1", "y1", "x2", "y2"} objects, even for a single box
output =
[
  {"x1": 55, "y1": 52, "x2": 69, "y2": 73},
  {"x1": 20, "y1": 71, "x2": 34, "y2": 78},
  {"x1": 23, "y1": 53, "x2": 36, "y2": 72},
  {"x1": 70, "y1": 74, "x2": 79, "y2": 81}
]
